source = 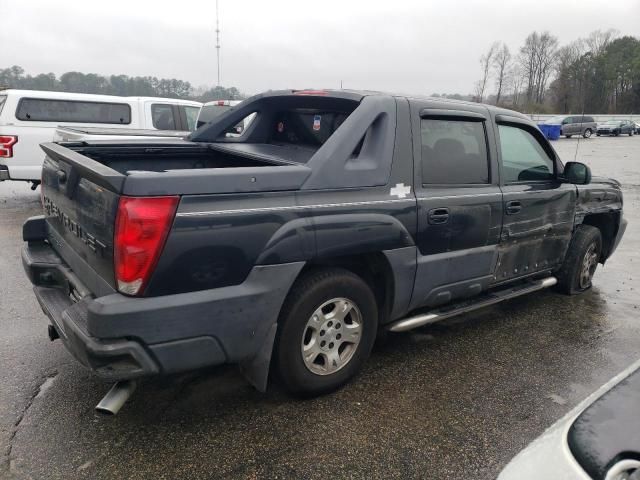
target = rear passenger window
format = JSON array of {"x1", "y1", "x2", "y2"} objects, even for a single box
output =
[
  {"x1": 151, "y1": 104, "x2": 177, "y2": 130},
  {"x1": 420, "y1": 118, "x2": 489, "y2": 184},
  {"x1": 183, "y1": 106, "x2": 200, "y2": 131},
  {"x1": 498, "y1": 125, "x2": 555, "y2": 183},
  {"x1": 16, "y1": 98, "x2": 130, "y2": 124}
]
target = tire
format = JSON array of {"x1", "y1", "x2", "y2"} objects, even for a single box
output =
[
  {"x1": 556, "y1": 225, "x2": 602, "y2": 295},
  {"x1": 596, "y1": 133, "x2": 601, "y2": 136},
  {"x1": 565, "y1": 134, "x2": 572, "y2": 138},
  {"x1": 583, "y1": 129, "x2": 592, "y2": 138},
  {"x1": 274, "y1": 267, "x2": 378, "y2": 396}
]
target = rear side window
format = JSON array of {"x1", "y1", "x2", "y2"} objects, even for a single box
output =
[
  {"x1": 183, "y1": 106, "x2": 200, "y2": 131},
  {"x1": 498, "y1": 125, "x2": 554, "y2": 183},
  {"x1": 420, "y1": 118, "x2": 489, "y2": 184},
  {"x1": 0, "y1": 95, "x2": 6, "y2": 115},
  {"x1": 16, "y1": 98, "x2": 131, "y2": 124},
  {"x1": 584, "y1": 116, "x2": 595, "y2": 123},
  {"x1": 151, "y1": 104, "x2": 177, "y2": 130}
]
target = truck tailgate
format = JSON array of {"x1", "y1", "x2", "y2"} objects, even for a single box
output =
[{"x1": 40, "y1": 143, "x2": 123, "y2": 293}]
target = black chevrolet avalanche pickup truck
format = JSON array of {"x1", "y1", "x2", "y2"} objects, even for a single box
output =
[{"x1": 23, "y1": 90, "x2": 627, "y2": 400}]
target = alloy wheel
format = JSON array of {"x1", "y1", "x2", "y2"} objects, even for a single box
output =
[{"x1": 301, "y1": 298, "x2": 362, "y2": 375}]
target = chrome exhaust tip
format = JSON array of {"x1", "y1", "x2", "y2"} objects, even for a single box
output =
[{"x1": 95, "y1": 380, "x2": 136, "y2": 415}]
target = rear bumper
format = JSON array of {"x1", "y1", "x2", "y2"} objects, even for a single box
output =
[{"x1": 22, "y1": 216, "x2": 304, "y2": 383}]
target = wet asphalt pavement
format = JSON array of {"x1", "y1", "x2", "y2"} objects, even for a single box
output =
[{"x1": 1, "y1": 136, "x2": 639, "y2": 480}]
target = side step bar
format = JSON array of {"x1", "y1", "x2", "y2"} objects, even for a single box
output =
[{"x1": 388, "y1": 276, "x2": 557, "y2": 333}]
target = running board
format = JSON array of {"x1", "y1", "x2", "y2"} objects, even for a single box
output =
[{"x1": 388, "y1": 276, "x2": 557, "y2": 333}]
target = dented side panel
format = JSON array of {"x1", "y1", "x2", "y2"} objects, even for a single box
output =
[
  {"x1": 497, "y1": 183, "x2": 577, "y2": 282},
  {"x1": 575, "y1": 178, "x2": 623, "y2": 222}
]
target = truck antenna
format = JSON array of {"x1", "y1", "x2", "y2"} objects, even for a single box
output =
[
  {"x1": 215, "y1": 0, "x2": 221, "y2": 87},
  {"x1": 574, "y1": 67, "x2": 587, "y2": 162}
]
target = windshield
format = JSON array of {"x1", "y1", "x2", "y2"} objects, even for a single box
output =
[{"x1": 604, "y1": 120, "x2": 621, "y2": 125}]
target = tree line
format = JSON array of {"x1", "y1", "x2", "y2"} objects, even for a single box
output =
[
  {"x1": 474, "y1": 30, "x2": 640, "y2": 114},
  {"x1": 0, "y1": 65, "x2": 244, "y2": 103}
]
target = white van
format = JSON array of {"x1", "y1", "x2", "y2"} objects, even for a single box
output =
[{"x1": 0, "y1": 89, "x2": 201, "y2": 184}]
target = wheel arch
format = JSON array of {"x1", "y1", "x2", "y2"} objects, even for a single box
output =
[
  {"x1": 580, "y1": 211, "x2": 621, "y2": 262},
  {"x1": 291, "y1": 252, "x2": 396, "y2": 327}
]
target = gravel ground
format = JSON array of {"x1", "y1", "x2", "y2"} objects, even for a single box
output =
[{"x1": 1, "y1": 135, "x2": 639, "y2": 480}]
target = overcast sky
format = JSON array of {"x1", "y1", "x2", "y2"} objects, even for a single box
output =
[{"x1": 1, "y1": 0, "x2": 639, "y2": 96}]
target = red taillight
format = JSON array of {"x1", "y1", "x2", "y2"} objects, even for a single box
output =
[
  {"x1": 114, "y1": 196, "x2": 179, "y2": 296},
  {"x1": 0, "y1": 136, "x2": 17, "y2": 158}
]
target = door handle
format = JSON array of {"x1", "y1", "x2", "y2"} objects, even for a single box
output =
[
  {"x1": 505, "y1": 200, "x2": 521, "y2": 215},
  {"x1": 56, "y1": 170, "x2": 67, "y2": 184},
  {"x1": 428, "y1": 208, "x2": 450, "y2": 225}
]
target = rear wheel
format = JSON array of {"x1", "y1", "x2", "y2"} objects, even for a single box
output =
[
  {"x1": 556, "y1": 225, "x2": 602, "y2": 295},
  {"x1": 275, "y1": 268, "x2": 378, "y2": 396},
  {"x1": 583, "y1": 129, "x2": 592, "y2": 138},
  {"x1": 565, "y1": 134, "x2": 573, "y2": 138}
]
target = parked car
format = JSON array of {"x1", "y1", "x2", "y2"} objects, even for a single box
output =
[
  {"x1": 22, "y1": 89, "x2": 626, "y2": 413},
  {"x1": 596, "y1": 120, "x2": 635, "y2": 136},
  {"x1": 499, "y1": 358, "x2": 640, "y2": 480},
  {"x1": 0, "y1": 89, "x2": 201, "y2": 186},
  {"x1": 545, "y1": 115, "x2": 597, "y2": 138},
  {"x1": 634, "y1": 122, "x2": 640, "y2": 134}
]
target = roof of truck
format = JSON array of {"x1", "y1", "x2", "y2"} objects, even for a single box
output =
[
  {"x1": 0, "y1": 89, "x2": 202, "y2": 106},
  {"x1": 261, "y1": 89, "x2": 531, "y2": 121}
]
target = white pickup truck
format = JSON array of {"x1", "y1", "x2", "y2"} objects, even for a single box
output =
[{"x1": 0, "y1": 89, "x2": 201, "y2": 186}]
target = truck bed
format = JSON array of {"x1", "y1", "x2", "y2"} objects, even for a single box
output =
[
  {"x1": 74, "y1": 141, "x2": 315, "y2": 174},
  {"x1": 41, "y1": 140, "x2": 312, "y2": 196}
]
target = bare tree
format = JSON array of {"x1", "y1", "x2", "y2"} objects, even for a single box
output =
[
  {"x1": 510, "y1": 64, "x2": 524, "y2": 108},
  {"x1": 476, "y1": 42, "x2": 499, "y2": 103},
  {"x1": 535, "y1": 32, "x2": 559, "y2": 103},
  {"x1": 519, "y1": 31, "x2": 559, "y2": 105},
  {"x1": 492, "y1": 43, "x2": 511, "y2": 105},
  {"x1": 585, "y1": 29, "x2": 619, "y2": 55},
  {"x1": 552, "y1": 40, "x2": 585, "y2": 112}
]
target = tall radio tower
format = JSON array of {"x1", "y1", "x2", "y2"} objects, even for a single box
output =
[{"x1": 215, "y1": 0, "x2": 221, "y2": 86}]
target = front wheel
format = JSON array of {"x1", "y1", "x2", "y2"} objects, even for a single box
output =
[
  {"x1": 583, "y1": 129, "x2": 593, "y2": 138},
  {"x1": 565, "y1": 134, "x2": 573, "y2": 138},
  {"x1": 556, "y1": 225, "x2": 602, "y2": 295},
  {"x1": 275, "y1": 268, "x2": 378, "y2": 396}
]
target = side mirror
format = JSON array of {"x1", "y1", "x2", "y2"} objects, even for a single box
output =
[{"x1": 563, "y1": 161, "x2": 592, "y2": 185}]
